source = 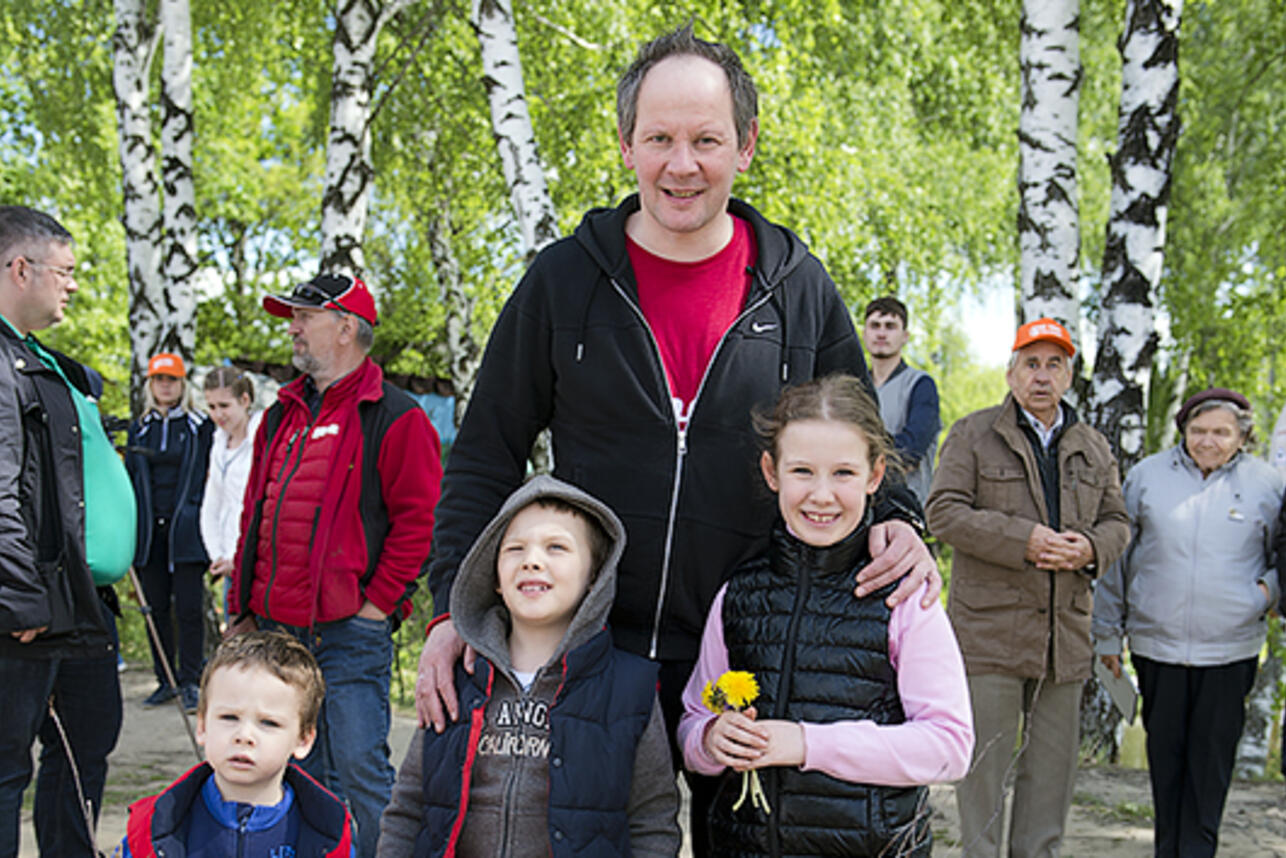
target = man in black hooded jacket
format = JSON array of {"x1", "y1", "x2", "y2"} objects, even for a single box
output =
[{"x1": 414, "y1": 26, "x2": 940, "y2": 852}]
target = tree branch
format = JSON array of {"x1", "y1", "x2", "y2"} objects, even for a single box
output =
[{"x1": 528, "y1": 11, "x2": 605, "y2": 51}]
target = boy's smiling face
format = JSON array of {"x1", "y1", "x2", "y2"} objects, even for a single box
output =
[
  {"x1": 197, "y1": 664, "x2": 316, "y2": 806},
  {"x1": 496, "y1": 504, "x2": 596, "y2": 633}
]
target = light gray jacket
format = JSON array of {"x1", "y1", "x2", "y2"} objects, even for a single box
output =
[{"x1": 1093, "y1": 446, "x2": 1284, "y2": 666}]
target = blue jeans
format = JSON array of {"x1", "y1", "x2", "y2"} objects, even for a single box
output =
[
  {"x1": 0, "y1": 651, "x2": 122, "y2": 858},
  {"x1": 261, "y1": 615, "x2": 394, "y2": 858}
]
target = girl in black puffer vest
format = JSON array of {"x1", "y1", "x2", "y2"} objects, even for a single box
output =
[{"x1": 677, "y1": 375, "x2": 974, "y2": 857}]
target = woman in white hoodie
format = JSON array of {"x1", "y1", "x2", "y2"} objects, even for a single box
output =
[{"x1": 199, "y1": 367, "x2": 261, "y2": 625}]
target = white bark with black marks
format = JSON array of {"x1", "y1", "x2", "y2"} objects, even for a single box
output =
[
  {"x1": 113, "y1": 0, "x2": 165, "y2": 411},
  {"x1": 471, "y1": 0, "x2": 559, "y2": 261},
  {"x1": 320, "y1": 0, "x2": 414, "y2": 277},
  {"x1": 160, "y1": 0, "x2": 198, "y2": 360},
  {"x1": 1090, "y1": 0, "x2": 1182, "y2": 470},
  {"x1": 427, "y1": 208, "x2": 478, "y2": 428},
  {"x1": 1236, "y1": 646, "x2": 1278, "y2": 779},
  {"x1": 468, "y1": 0, "x2": 556, "y2": 471},
  {"x1": 1018, "y1": 0, "x2": 1082, "y2": 345}
]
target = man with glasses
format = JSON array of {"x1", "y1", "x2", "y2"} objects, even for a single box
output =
[
  {"x1": 229, "y1": 272, "x2": 441, "y2": 858},
  {"x1": 0, "y1": 205, "x2": 135, "y2": 856}
]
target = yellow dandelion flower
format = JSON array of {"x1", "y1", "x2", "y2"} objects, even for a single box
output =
[
  {"x1": 702, "y1": 680, "x2": 727, "y2": 713},
  {"x1": 717, "y1": 671, "x2": 759, "y2": 710}
]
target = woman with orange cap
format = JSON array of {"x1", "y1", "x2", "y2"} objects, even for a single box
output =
[{"x1": 125, "y1": 353, "x2": 214, "y2": 711}]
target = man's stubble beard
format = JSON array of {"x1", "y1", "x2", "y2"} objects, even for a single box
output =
[{"x1": 292, "y1": 351, "x2": 321, "y2": 377}]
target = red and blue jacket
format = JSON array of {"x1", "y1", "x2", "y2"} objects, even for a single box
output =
[
  {"x1": 232, "y1": 357, "x2": 441, "y2": 627},
  {"x1": 120, "y1": 762, "x2": 353, "y2": 857}
]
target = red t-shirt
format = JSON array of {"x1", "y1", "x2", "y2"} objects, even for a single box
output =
[{"x1": 628, "y1": 216, "x2": 757, "y2": 428}]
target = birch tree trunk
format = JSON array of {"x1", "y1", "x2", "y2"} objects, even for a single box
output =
[
  {"x1": 1017, "y1": 0, "x2": 1082, "y2": 348},
  {"x1": 1236, "y1": 640, "x2": 1280, "y2": 779},
  {"x1": 113, "y1": 0, "x2": 165, "y2": 413},
  {"x1": 470, "y1": 0, "x2": 559, "y2": 470},
  {"x1": 472, "y1": 0, "x2": 559, "y2": 263},
  {"x1": 320, "y1": 0, "x2": 413, "y2": 277},
  {"x1": 426, "y1": 208, "x2": 479, "y2": 428},
  {"x1": 1089, "y1": 0, "x2": 1183, "y2": 471},
  {"x1": 160, "y1": 0, "x2": 198, "y2": 361},
  {"x1": 1082, "y1": 0, "x2": 1183, "y2": 764}
]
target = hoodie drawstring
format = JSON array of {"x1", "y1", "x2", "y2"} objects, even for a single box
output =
[{"x1": 767, "y1": 287, "x2": 789, "y2": 382}]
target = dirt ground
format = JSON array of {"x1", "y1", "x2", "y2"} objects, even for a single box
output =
[{"x1": 19, "y1": 666, "x2": 1286, "y2": 856}]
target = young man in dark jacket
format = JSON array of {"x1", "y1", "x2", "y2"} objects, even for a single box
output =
[
  {"x1": 0, "y1": 205, "x2": 135, "y2": 856},
  {"x1": 414, "y1": 24, "x2": 939, "y2": 850}
]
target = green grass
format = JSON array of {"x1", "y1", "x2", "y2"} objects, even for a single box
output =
[{"x1": 1074, "y1": 791, "x2": 1154, "y2": 824}]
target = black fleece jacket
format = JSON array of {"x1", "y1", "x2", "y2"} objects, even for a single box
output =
[{"x1": 429, "y1": 194, "x2": 920, "y2": 662}]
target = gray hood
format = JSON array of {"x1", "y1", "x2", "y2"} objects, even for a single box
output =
[{"x1": 449, "y1": 475, "x2": 626, "y2": 677}]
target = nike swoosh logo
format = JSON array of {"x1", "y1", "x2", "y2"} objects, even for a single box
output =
[{"x1": 751, "y1": 321, "x2": 777, "y2": 333}]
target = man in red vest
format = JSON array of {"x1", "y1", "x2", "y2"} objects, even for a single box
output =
[{"x1": 231, "y1": 273, "x2": 441, "y2": 858}]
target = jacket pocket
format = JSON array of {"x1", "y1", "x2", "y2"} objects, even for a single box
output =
[
  {"x1": 950, "y1": 581, "x2": 1021, "y2": 657},
  {"x1": 36, "y1": 556, "x2": 76, "y2": 636},
  {"x1": 977, "y1": 465, "x2": 1028, "y2": 515},
  {"x1": 1069, "y1": 465, "x2": 1105, "y2": 526}
]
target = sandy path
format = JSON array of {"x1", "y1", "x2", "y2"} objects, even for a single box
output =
[{"x1": 18, "y1": 667, "x2": 1286, "y2": 856}]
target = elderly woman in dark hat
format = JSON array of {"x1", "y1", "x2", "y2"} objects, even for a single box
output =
[{"x1": 1093, "y1": 388, "x2": 1284, "y2": 857}]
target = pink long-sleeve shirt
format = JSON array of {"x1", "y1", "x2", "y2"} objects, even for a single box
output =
[{"x1": 678, "y1": 580, "x2": 974, "y2": 787}]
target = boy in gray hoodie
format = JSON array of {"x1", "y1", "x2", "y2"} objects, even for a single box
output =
[{"x1": 378, "y1": 476, "x2": 680, "y2": 856}]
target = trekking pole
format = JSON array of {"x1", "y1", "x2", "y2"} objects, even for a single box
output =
[
  {"x1": 44, "y1": 696, "x2": 100, "y2": 857},
  {"x1": 126, "y1": 565, "x2": 202, "y2": 761}
]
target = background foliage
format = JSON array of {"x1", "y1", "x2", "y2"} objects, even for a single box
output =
[{"x1": 4, "y1": 0, "x2": 1286, "y2": 727}]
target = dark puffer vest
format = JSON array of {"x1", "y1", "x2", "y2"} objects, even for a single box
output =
[
  {"x1": 414, "y1": 627, "x2": 657, "y2": 857},
  {"x1": 710, "y1": 518, "x2": 930, "y2": 858}
]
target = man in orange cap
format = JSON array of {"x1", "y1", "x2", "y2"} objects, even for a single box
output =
[{"x1": 926, "y1": 317, "x2": 1131, "y2": 857}]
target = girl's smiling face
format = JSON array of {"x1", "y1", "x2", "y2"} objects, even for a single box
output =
[{"x1": 761, "y1": 418, "x2": 885, "y2": 547}]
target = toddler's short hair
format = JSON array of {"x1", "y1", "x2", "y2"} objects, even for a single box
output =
[{"x1": 199, "y1": 631, "x2": 325, "y2": 738}]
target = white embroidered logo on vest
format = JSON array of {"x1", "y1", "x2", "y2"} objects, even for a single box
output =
[{"x1": 311, "y1": 423, "x2": 340, "y2": 440}]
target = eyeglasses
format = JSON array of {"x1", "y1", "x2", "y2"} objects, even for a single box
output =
[{"x1": 4, "y1": 257, "x2": 76, "y2": 281}]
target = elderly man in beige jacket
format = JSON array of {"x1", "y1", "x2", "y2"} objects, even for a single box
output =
[{"x1": 927, "y1": 318, "x2": 1130, "y2": 858}]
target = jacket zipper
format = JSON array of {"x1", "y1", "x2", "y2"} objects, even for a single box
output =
[
  {"x1": 264, "y1": 415, "x2": 318, "y2": 620},
  {"x1": 499, "y1": 762, "x2": 520, "y2": 858},
  {"x1": 165, "y1": 414, "x2": 198, "y2": 572},
  {"x1": 769, "y1": 557, "x2": 810, "y2": 858},
  {"x1": 237, "y1": 804, "x2": 250, "y2": 858},
  {"x1": 608, "y1": 277, "x2": 776, "y2": 659},
  {"x1": 497, "y1": 697, "x2": 525, "y2": 858},
  {"x1": 1184, "y1": 469, "x2": 1209, "y2": 663}
]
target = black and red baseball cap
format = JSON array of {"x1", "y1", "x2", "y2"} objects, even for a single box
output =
[{"x1": 263, "y1": 273, "x2": 378, "y2": 326}]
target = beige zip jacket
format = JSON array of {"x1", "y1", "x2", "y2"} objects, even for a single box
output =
[{"x1": 927, "y1": 395, "x2": 1130, "y2": 683}]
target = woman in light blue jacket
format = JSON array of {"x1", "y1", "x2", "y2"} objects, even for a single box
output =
[{"x1": 1093, "y1": 388, "x2": 1283, "y2": 858}]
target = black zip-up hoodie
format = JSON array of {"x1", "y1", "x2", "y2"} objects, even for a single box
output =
[{"x1": 429, "y1": 194, "x2": 918, "y2": 662}]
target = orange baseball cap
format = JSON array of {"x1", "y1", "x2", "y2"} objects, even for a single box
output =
[
  {"x1": 1012, "y1": 318, "x2": 1075, "y2": 358},
  {"x1": 147, "y1": 352, "x2": 187, "y2": 378}
]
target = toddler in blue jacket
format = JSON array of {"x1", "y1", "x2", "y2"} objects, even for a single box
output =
[{"x1": 117, "y1": 631, "x2": 354, "y2": 857}]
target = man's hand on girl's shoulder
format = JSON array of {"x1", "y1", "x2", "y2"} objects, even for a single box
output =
[{"x1": 855, "y1": 520, "x2": 941, "y2": 609}]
